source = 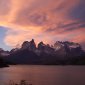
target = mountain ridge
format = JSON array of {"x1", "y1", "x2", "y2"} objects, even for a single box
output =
[{"x1": 1, "y1": 39, "x2": 85, "y2": 65}]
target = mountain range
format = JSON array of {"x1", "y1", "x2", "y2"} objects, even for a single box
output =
[{"x1": 0, "y1": 39, "x2": 85, "y2": 65}]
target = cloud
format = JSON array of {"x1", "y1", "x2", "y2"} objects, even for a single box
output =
[
  {"x1": 68, "y1": 0, "x2": 85, "y2": 22},
  {"x1": 0, "y1": 0, "x2": 85, "y2": 49},
  {"x1": 0, "y1": 0, "x2": 11, "y2": 15}
]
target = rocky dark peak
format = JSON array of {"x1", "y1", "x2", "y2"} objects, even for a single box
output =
[
  {"x1": 22, "y1": 41, "x2": 30, "y2": 49},
  {"x1": 30, "y1": 39, "x2": 35, "y2": 43},
  {"x1": 29, "y1": 39, "x2": 36, "y2": 51},
  {"x1": 38, "y1": 41, "x2": 44, "y2": 45},
  {"x1": 38, "y1": 41, "x2": 45, "y2": 51},
  {"x1": 21, "y1": 39, "x2": 36, "y2": 51}
]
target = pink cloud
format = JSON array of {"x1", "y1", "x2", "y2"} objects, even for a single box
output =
[{"x1": 0, "y1": 0, "x2": 84, "y2": 49}]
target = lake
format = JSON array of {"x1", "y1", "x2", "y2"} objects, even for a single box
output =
[{"x1": 0, "y1": 65, "x2": 85, "y2": 85}]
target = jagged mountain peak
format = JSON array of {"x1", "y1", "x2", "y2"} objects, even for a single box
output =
[
  {"x1": 2, "y1": 39, "x2": 85, "y2": 65},
  {"x1": 2, "y1": 39, "x2": 83, "y2": 57}
]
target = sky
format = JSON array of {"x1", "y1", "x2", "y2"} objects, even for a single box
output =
[{"x1": 0, "y1": 0, "x2": 85, "y2": 50}]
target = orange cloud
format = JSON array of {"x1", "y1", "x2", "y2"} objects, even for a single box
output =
[{"x1": 0, "y1": 0, "x2": 85, "y2": 49}]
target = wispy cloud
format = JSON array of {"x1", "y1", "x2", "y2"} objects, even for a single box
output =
[{"x1": 0, "y1": 0, "x2": 85, "y2": 49}]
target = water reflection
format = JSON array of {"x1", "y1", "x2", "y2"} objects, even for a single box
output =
[{"x1": 0, "y1": 65, "x2": 85, "y2": 85}]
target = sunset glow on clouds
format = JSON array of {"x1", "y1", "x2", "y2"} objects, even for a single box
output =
[{"x1": 0, "y1": 0, "x2": 85, "y2": 49}]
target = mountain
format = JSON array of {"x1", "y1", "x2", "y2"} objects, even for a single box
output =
[
  {"x1": 21, "y1": 39, "x2": 36, "y2": 51},
  {"x1": 3, "y1": 39, "x2": 85, "y2": 65}
]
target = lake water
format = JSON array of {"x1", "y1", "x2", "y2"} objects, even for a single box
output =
[{"x1": 0, "y1": 65, "x2": 85, "y2": 85}]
